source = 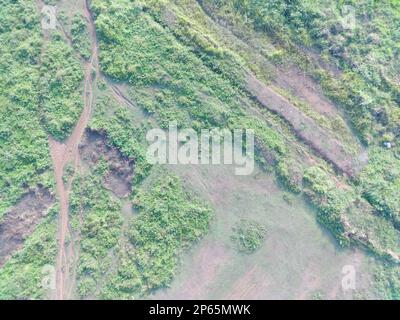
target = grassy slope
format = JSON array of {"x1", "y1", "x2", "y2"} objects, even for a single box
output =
[
  {"x1": 91, "y1": 0, "x2": 400, "y2": 255},
  {"x1": 0, "y1": 0, "x2": 399, "y2": 300},
  {"x1": 89, "y1": 0, "x2": 400, "y2": 298}
]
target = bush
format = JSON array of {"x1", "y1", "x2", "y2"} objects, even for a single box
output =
[{"x1": 231, "y1": 219, "x2": 268, "y2": 253}]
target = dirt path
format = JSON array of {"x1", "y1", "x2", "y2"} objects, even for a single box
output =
[{"x1": 48, "y1": 0, "x2": 99, "y2": 300}]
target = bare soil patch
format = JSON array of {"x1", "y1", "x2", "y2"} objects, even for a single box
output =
[
  {"x1": 0, "y1": 187, "x2": 54, "y2": 266},
  {"x1": 79, "y1": 129, "x2": 135, "y2": 198},
  {"x1": 274, "y1": 67, "x2": 339, "y2": 117},
  {"x1": 224, "y1": 264, "x2": 270, "y2": 300}
]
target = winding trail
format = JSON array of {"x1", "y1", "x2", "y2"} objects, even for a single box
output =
[{"x1": 48, "y1": 0, "x2": 99, "y2": 300}]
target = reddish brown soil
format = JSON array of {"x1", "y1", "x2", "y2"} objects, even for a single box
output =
[
  {"x1": 48, "y1": 0, "x2": 100, "y2": 300},
  {"x1": 49, "y1": 97, "x2": 92, "y2": 300},
  {"x1": 273, "y1": 67, "x2": 339, "y2": 117},
  {"x1": 295, "y1": 261, "x2": 322, "y2": 300},
  {"x1": 0, "y1": 187, "x2": 54, "y2": 267},
  {"x1": 79, "y1": 129, "x2": 135, "y2": 198}
]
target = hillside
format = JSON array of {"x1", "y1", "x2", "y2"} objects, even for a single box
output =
[{"x1": 0, "y1": 0, "x2": 399, "y2": 300}]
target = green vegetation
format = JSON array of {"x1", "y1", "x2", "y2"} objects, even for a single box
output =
[
  {"x1": 0, "y1": 100, "x2": 53, "y2": 217},
  {"x1": 0, "y1": 0, "x2": 53, "y2": 217},
  {"x1": 94, "y1": 0, "x2": 241, "y2": 129},
  {"x1": 231, "y1": 219, "x2": 267, "y2": 253},
  {"x1": 71, "y1": 13, "x2": 91, "y2": 60},
  {"x1": 103, "y1": 173, "x2": 212, "y2": 299},
  {"x1": 0, "y1": 208, "x2": 58, "y2": 299},
  {"x1": 214, "y1": 0, "x2": 400, "y2": 143},
  {"x1": 359, "y1": 147, "x2": 400, "y2": 229},
  {"x1": 68, "y1": 157, "x2": 213, "y2": 300},
  {"x1": 91, "y1": 0, "x2": 290, "y2": 183},
  {"x1": 0, "y1": 0, "x2": 85, "y2": 299},
  {"x1": 374, "y1": 262, "x2": 400, "y2": 300},
  {"x1": 89, "y1": 95, "x2": 151, "y2": 186},
  {"x1": 303, "y1": 166, "x2": 353, "y2": 246},
  {"x1": 73, "y1": 88, "x2": 213, "y2": 298},
  {"x1": 90, "y1": 0, "x2": 400, "y2": 259},
  {"x1": 63, "y1": 162, "x2": 75, "y2": 185},
  {"x1": 1, "y1": 0, "x2": 400, "y2": 300},
  {"x1": 40, "y1": 35, "x2": 84, "y2": 140},
  {"x1": 70, "y1": 169, "x2": 123, "y2": 298},
  {"x1": 91, "y1": 1, "x2": 264, "y2": 130}
]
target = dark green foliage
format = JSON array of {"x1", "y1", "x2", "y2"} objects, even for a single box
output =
[
  {"x1": 0, "y1": 208, "x2": 58, "y2": 300},
  {"x1": 39, "y1": 36, "x2": 84, "y2": 140},
  {"x1": 359, "y1": 148, "x2": 400, "y2": 229},
  {"x1": 303, "y1": 166, "x2": 352, "y2": 246},
  {"x1": 0, "y1": 101, "x2": 52, "y2": 216},
  {"x1": 0, "y1": 0, "x2": 53, "y2": 216},
  {"x1": 71, "y1": 171, "x2": 123, "y2": 298},
  {"x1": 231, "y1": 219, "x2": 267, "y2": 253},
  {"x1": 71, "y1": 13, "x2": 91, "y2": 60}
]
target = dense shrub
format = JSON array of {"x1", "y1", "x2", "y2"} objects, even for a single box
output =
[
  {"x1": 0, "y1": 0, "x2": 53, "y2": 216},
  {"x1": 71, "y1": 13, "x2": 91, "y2": 60},
  {"x1": 303, "y1": 166, "x2": 352, "y2": 246},
  {"x1": 39, "y1": 36, "x2": 84, "y2": 140},
  {"x1": 103, "y1": 173, "x2": 212, "y2": 299},
  {"x1": 359, "y1": 148, "x2": 400, "y2": 229}
]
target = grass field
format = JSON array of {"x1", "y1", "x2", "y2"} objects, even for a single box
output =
[{"x1": 152, "y1": 163, "x2": 376, "y2": 299}]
